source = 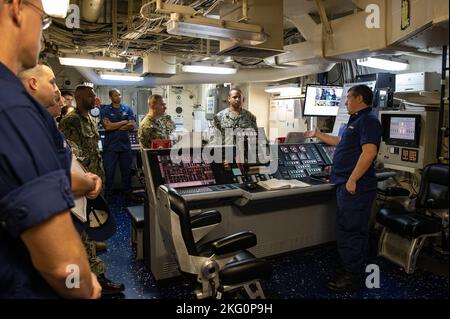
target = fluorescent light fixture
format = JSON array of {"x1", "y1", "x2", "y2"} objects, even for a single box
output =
[
  {"x1": 166, "y1": 14, "x2": 266, "y2": 45},
  {"x1": 42, "y1": 0, "x2": 69, "y2": 18},
  {"x1": 99, "y1": 72, "x2": 143, "y2": 82},
  {"x1": 59, "y1": 55, "x2": 127, "y2": 69},
  {"x1": 356, "y1": 56, "x2": 409, "y2": 71},
  {"x1": 265, "y1": 84, "x2": 301, "y2": 96},
  {"x1": 182, "y1": 63, "x2": 237, "y2": 75}
]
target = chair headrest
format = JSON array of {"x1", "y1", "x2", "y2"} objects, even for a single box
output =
[
  {"x1": 417, "y1": 164, "x2": 449, "y2": 209},
  {"x1": 423, "y1": 164, "x2": 449, "y2": 186}
]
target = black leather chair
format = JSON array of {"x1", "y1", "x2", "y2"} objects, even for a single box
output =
[
  {"x1": 156, "y1": 186, "x2": 271, "y2": 299},
  {"x1": 376, "y1": 164, "x2": 448, "y2": 273}
]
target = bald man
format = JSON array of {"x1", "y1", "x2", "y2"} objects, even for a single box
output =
[
  {"x1": 18, "y1": 64, "x2": 102, "y2": 199},
  {"x1": 0, "y1": 0, "x2": 99, "y2": 298},
  {"x1": 18, "y1": 63, "x2": 58, "y2": 107}
]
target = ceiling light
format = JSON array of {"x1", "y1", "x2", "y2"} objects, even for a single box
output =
[
  {"x1": 42, "y1": 0, "x2": 69, "y2": 18},
  {"x1": 99, "y1": 72, "x2": 144, "y2": 82},
  {"x1": 356, "y1": 56, "x2": 409, "y2": 71},
  {"x1": 59, "y1": 55, "x2": 127, "y2": 69},
  {"x1": 166, "y1": 14, "x2": 266, "y2": 45},
  {"x1": 182, "y1": 63, "x2": 237, "y2": 75},
  {"x1": 265, "y1": 84, "x2": 301, "y2": 96}
]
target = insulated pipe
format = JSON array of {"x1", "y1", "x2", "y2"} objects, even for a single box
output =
[
  {"x1": 81, "y1": 0, "x2": 104, "y2": 23},
  {"x1": 241, "y1": 0, "x2": 248, "y2": 22}
]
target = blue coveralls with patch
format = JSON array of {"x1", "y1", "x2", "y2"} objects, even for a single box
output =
[
  {"x1": 331, "y1": 107, "x2": 382, "y2": 273},
  {"x1": 100, "y1": 104, "x2": 135, "y2": 196}
]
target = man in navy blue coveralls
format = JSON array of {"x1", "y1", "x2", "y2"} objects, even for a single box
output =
[
  {"x1": 100, "y1": 88, "x2": 141, "y2": 203},
  {"x1": 305, "y1": 85, "x2": 382, "y2": 291},
  {"x1": 0, "y1": 0, "x2": 100, "y2": 298}
]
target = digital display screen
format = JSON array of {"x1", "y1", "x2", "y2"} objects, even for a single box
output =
[
  {"x1": 390, "y1": 117, "x2": 416, "y2": 141},
  {"x1": 157, "y1": 155, "x2": 216, "y2": 188},
  {"x1": 304, "y1": 84, "x2": 343, "y2": 117},
  {"x1": 232, "y1": 168, "x2": 242, "y2": 176}
]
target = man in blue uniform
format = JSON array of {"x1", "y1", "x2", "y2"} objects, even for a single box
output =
[
  {"x1": 0, "y1": 0, "x2": 100, "y2": 298},
  {"x1": 305, "y1": 85, "x2": 382, "y2": 291},
  {"x1": 100, "y1": 88, "x2": 141, "y2": 203}
]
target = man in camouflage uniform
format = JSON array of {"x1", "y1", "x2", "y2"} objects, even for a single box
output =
[
  {"x1": 138, "y1": 94, "x2": 176, "y2": 148},
  {"x1": 59, "y1": 85, "x2": 124, "y2": 294},
  {"x1": 60, "y1": 85, "x2": 105, "y2": 184},
  {"x1": 212, "y1": 87, "x2": 258, "y2": 145}
]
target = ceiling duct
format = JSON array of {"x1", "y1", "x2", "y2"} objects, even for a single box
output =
[
  {"x1": 142, "y1": 53, "x2": 177, "y2": 77},
  {"x1": 218, "y1": 0, "x2": 285, "y2": 59},
  {"x1": 268, "y1": 0, "x2": 448, "y2": 67},
  {"x1": 388, "y1": 0, "x2": 449, "y2": 49},
  {"x1": 324, "y1": 0, "x2": 449, "y2": 60}
]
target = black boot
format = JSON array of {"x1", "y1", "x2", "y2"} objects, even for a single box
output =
[
  {"x1": 97, "y1": 274, "x2": 125, "y2": 295},
  {"x1": 327, "y1": 269, "x2": 363, "y2": 292}
]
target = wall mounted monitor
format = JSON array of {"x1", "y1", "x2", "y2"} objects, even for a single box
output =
[
  {"x1": 381, "y1": 113, "x2": 421, "y2": 147},
  {"x1": 303, "y1": 84, "x2": 343, "y2": 117}
]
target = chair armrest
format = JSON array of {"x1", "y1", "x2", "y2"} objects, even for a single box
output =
[
  {"x1": 191, "y1": 210, "x2": 222, "y2": 228},
  {"x1": 211, "y1": 231, "x2": 256, "y2": 255},
  {"x1": 378, "y1": 187, "x2": 410, "y2": 197}
]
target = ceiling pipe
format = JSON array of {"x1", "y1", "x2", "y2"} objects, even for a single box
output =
[
  {"x1": 75, "y1": 63, "x2": 335, "y2": 86},
  {"x1": 314, "y1": 0, "x2": 332, "y2": 35},
  {"x1": 81, "y1": 0, "x2": 104, "y2": 23}
]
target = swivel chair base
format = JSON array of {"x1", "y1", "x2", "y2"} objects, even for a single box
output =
[{"x1": 378, "y1": 227, "x2": 440, "y2": 274}]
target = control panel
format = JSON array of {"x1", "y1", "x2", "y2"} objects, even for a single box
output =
[
  {"x1": 275, "y1": 143, "x2": 328, "y2": 180},
  {"x1": 145, "y1": 143, "x2": 337, "y2": 196},
  {"x1": 378, "y1": 109, "x2": 439, "y2": 171},
  {"x1": 98, "y1": 129, "x2": 140, "y2": 151},
  {"x1": 229, "y1": 165, "x2": 273, "y2": 184},
  {"x1": 176, "y1": 184, "x2": 239, "y2": 195},
  {"x1": 315, "y1": 143, "x2": 336, "y2": 166},
  {"x1": 129, "y1": 130, "x2": 139, "y2": 148}
]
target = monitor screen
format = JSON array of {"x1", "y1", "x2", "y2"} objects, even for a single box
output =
[
  {"x1": 381, "y1": 114, "x2": 421, "y2": 147},
  {"x1": 157, "y1": 154, "x2": 216, "y2": 188},
  {"x1": 303, "y1": 84, "x2": 343, "y2": 116},
  {"x1": 389, "y1": 117, "x2": 416, "y2": 141}
]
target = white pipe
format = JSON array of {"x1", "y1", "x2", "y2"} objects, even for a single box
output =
[{"x1": 75, "y1": 63, "x2": 335, "y2": 86}]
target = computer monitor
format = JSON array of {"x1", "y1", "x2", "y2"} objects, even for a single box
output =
[
  {"x1": 381, "y1": 113, "x2": 421, "y2": 147},
  {"x1": 145, "y1": 147, "x2": 238, "y2": 189},
  {"x1": 157, "y1": 153, "x2": 216, "y2": 188},
  {"x1": 303, "y1": 84, "x2": 343, "y2": 117}
]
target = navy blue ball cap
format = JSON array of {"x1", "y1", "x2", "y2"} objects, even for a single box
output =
[{"x1": 84, "y1": 195, "x2": 116, "y2": 241}]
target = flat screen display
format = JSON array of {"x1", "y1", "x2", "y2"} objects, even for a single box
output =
[
  {"x1": 381, "y1": 113, "x2": 421, "y2": 147},
  {"x1": 304, "y1": 84, "x2": 343, "y2": 116},
  {"x1": 157, "y1": 154, "x2": 216, "y2": 188},
  {"x1": 389, "y1": 117, "x2": 416, "y2": 141}
]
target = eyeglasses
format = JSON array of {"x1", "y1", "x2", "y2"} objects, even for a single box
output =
[{"x1": 23, "y1": 0, "x2": 52, "y2": 30}]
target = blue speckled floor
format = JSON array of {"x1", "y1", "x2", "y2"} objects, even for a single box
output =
[{"x1": 100, "y1": 194, "x2": 449, "y2": 299}]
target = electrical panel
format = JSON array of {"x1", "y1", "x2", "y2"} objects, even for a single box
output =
[{"x1": 378, "y1": 109, "x2": 439, "y2": 172}]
